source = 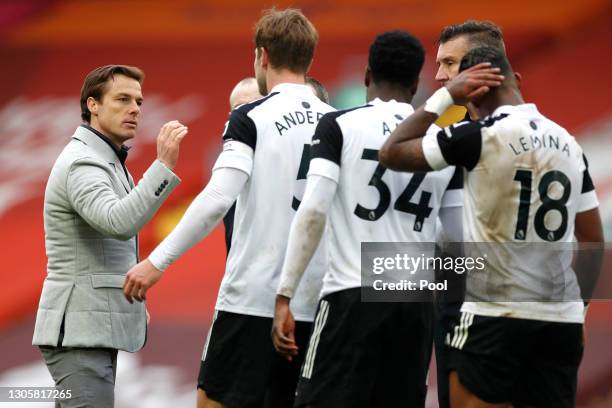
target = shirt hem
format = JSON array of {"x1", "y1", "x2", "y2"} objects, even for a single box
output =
[
  {"x1": 215, "y1": 304, "x2": 316, "y2": 323},
  {"x1": 460, "y1": 303, "x2": 584, "y2": 324}
]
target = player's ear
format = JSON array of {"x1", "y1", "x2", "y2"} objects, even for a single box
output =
[
  {"x1": 305, "y1": 59, "x2": 313, "y2": 75},
  {"x1": 261, "y1": 47, "x2": 270, "y2": 69},
  {"x1": 364, "y1": 66, "x2": 371, "y2": 87},
  {"x1": 87, "y1": 97, "x2": 98, "y2": 116},
  {"x1": 514, "y1": 72, "x2": 523, "y2": 89}
]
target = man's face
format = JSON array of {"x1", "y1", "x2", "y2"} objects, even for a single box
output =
[
  {"x1": 435, "y1": 35, "x2": 469, "y2": 86},
  {"x1": 253, "y1": 48, "x2": 268, "y2": 96},
  {"x1": 89, "y1": 74, "x2": 142, "y2": 144}
]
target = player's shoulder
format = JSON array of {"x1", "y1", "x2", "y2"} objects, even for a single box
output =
[
  {"x1": 233, "y1": 92, "x2": 281, "y2": 116},
  {"x1": 539, "y1": 114, "x2": 585, "y2": 160},
  {"x1": 480, "y1": 112, "x2": 511, "y2": 127},
  {"x1": 321, "y1": 104, "x2": 374, "y2": 125},
  {"x1": 484, "y1": 103, "x2": 549, "y2": 133},
  {"x1": 312, "y1": 105, "x2": 372, "y2": 143},
  {"x1": 311, "y1": 98, "x2": 336, "y2": 114},
  {"x1": 537, "y1": 111, "x2": 573, "y2": 137},
  {"x1": 442, "y1": 112, "x2": 510, "y2": 139}
]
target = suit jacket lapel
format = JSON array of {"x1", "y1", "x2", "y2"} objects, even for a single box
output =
[
  {"x1": 73, "y1": 127, "x2": 131, "y2": 193},
  {"x1": 128, "y1": 171, "x2": 135, "y2": 189},
  {"x1": 110, "y1": 162, "x2": 132, "y2": 193}
]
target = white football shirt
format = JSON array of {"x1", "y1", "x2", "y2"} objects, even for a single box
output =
[
  {"x1": 216, "y1": 83, "x2": 335, "y2": 321},
  {"x1": 308, "y1": 98, "x2": 463, "y2": 297},
  {"x1": 422, "y1": 103, "x2": 599, "y2": 323}
]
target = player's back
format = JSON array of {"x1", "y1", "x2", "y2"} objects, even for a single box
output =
[
  {"x1": 454, "y1": 103, "x2": 596, "y2": 322},
  {"x1": 463, "y1": 104, "x2": 586, "y2": 244},
  {"x1": 218, "y1": 83, "x2": 335, "y2": 321},
  {"x1": 310, "y1": 98, "x2": 461, "y2": 297}
]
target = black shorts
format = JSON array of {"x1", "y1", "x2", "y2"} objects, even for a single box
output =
[
  {"x1": 434, "y1": 303, "x2": 462, "y2": 408},
  {"x1": 447, "y1": 312, "x2": 583, "y2": 407},
  {"x1": 295, "y1": 288, "x2": 433, "y2": 408},
  {"x1": 197, "y1": 310, "x2": 312, "y2": 408}
]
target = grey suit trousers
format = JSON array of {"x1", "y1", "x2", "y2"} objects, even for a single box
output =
[{"x1": 39, "y1": 346, "x2": 118, "y2": 408}]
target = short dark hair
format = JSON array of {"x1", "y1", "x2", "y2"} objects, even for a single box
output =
[
  {"x1": 368, "y1": 30, "x2": 425, "y2": 88},
  {"x1": 439, "y1": 20, "x2": 504, "y2": 51},
  {"x1": 254, "y1": 8, "x2": 318, "y2": 74},
  {"x1": 305, "y1": 76, "x2": 329, "y2": 104},
  {"x1": 459, "y1": 46, "x2": 513, "y2": 77},
  {"x1": 80, "y1": 65, "x2": 144, "y2": 123}
]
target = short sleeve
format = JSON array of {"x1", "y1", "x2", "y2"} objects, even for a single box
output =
[
  {"x1": 311, "y1": 112, "x2": 343, "y2": 166},
  {"x1": 212, "y1": 140, "x2": 254, "y2": 176},
  {"x1": 308, "y1": 112, "x2": 344, "y2": 183},
  {"x1": 577, "y1": 154, "x2": 599, "y2": 212},
  {"x1": 432, "y1": 120, "x2": 483, "y2": 171},
  {"x1": 441, "y1": 167, "x2": 464, "y2": 208},
  {"x1": 222, "y1": 108, "x2": 257, "y2": 150}
]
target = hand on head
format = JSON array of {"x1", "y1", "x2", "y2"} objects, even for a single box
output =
[{"x1": 445, "y1": 62, "x2": 504, "y2": 105}]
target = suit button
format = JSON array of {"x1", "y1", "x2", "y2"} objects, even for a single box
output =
[
  {"x1": 163, "y1": 179, "x2": 169, "y2": 185},
  {"x1": 155, "y1": 191, "x2": 160, "y2": 197}
]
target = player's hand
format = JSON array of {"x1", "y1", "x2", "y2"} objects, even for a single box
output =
[
  {"x1": 156, "y1": 120, "x2": 188, "y2": 171},
  {"x1": 272, "y1": 295, "x2": 299, "y2": 361},
  {"x1": 123, "y1": 259, "x2": 163, "y2": 303},
  {"x1": 445, "y1": 62, "x2": 505, "y2": 105}
]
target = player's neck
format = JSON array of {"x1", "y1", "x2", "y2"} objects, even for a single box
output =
[
  {"x1": 476, "y1": 86, "x2": 524, "y2": 118},
  {"x1": 266, "y1": 69, "x2": 305, "y2": 93},
  {"x1": 466, "y1": 104, "x2": 480, "y2": 121},
  {"x1": 367, "y1": 84, "x2": 413, "y2": 105}
]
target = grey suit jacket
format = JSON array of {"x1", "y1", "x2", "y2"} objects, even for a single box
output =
[{"x1": 33, "y1": 126, "x2": 180, "y2": 352}]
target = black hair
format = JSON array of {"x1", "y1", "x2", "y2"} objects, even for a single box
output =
[
  {"x1": 459, "y1": 46, "x2": 513, "y2": 76},
  {"x1": 368, "y1": 30, "x2": 425, "y2": 88}
]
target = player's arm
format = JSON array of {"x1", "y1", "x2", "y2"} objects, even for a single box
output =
[
  {"x1": 277, "y1": 174, "x2": 338, "y2": 298},
  {"x1": 273, "y1": 112, "x2": 342, "y2": 360},
  {"x1": 437, "y1": 204, "x2": 467, "y2": 305},
  {"x1": 379, "y1": 63, "x2": 503, "y2": 172},
  {"x1": 438, "y1": 168, "x2": 464, "y2": 243},
  {"x1": 273, "y1": 173, "x2": 337, "y2": 359},
  {"x1": 575, "y1": 209, "x2": 603, "y2": 243},
  {"x1": 439, "y1": 206, "x2": 463, "y2": 243},
  {"x1": 67, "y1": 122, "x2": 186, "y2": 240},
  {"x1": 574, "y1": 156, "x2": 604, "y2": 307},
  {"x1": 124, "y1": 109, "x2": 257, "y2": 303},
  {"x1": 436, "y1": 169, "x2": 466, "y2": 303}
]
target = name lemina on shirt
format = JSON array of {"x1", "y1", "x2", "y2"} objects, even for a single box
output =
[{"x1": 508, "y1": 132, "x2": 572, "y2": 157}]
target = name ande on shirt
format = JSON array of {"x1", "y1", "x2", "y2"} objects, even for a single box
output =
[{"x1": 275, "y1": 109, "x2": 326, "y2": 136}]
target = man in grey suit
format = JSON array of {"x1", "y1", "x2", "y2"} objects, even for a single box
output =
[{"x1": 32, "y1": 65, "x2": 187, "y2": 407}]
